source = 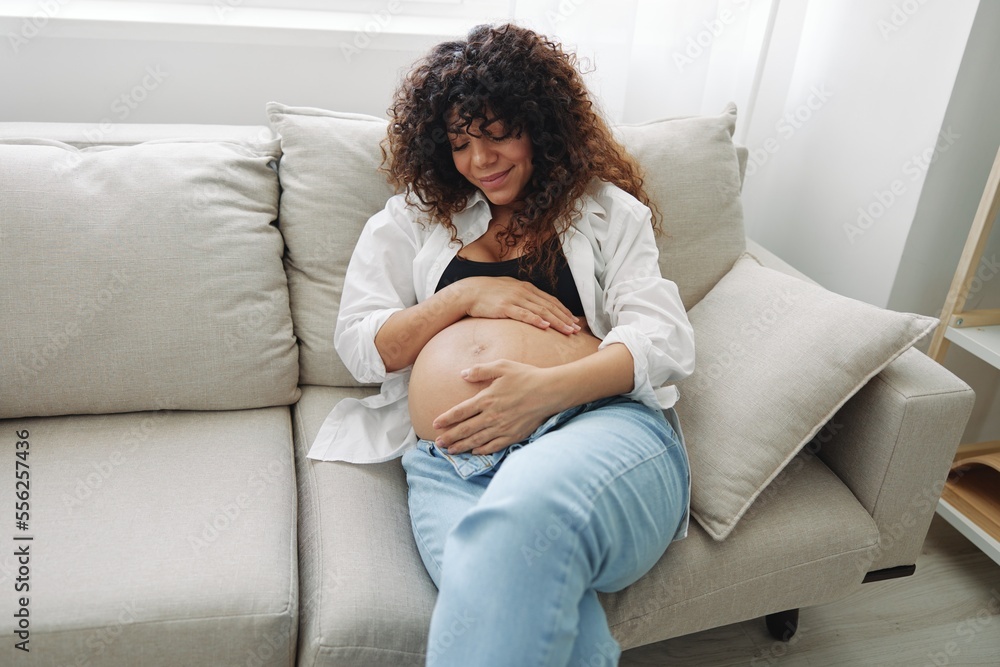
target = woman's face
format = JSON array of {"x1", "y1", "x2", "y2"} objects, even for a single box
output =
[{"x1": 447, "y1": 113, "x2": 534, "y2": 211}]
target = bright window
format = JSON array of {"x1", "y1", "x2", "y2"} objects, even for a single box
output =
[{"x1": 104, "y1": 0, "x2": 514, "y2": 20}]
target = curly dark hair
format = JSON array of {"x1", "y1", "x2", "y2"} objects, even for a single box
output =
[{"x1": 382, "y1": 22, "x2": 659, "y2": 278}]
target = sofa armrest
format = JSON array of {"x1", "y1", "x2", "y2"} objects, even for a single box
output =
[
  {"x1": 818, "y1": 347, "x2": 974, "y2": 573},
  {"x1": 745, "y1": 236, "x2": 976, "y2": 574}
]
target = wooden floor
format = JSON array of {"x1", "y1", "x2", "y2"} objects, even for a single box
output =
[{"x1": 621, "y1": 514, "x2": 1000, "y2": 666}]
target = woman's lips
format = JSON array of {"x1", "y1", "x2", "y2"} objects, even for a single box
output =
[{"x1": 479, "y1": 167, "x2": 511, "y2": 189}]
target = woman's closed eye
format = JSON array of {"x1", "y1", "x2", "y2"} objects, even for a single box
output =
[{"x1": 451, "y1": 136, "x2": 508, "y2": 152}]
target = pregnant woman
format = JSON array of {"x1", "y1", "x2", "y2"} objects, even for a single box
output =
[{"x1": 308, "y1": 22, "x2": 696, "y2": 667}]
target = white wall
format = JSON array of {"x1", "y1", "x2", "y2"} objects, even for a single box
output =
[
  {"x1": 0, "y1": 2, "x2": 646, "y2": 126},
  {"x1": 739, "y1": 0, "x2": 1000, "y2": 447},
  {"x1": 0, "y1": 18, "x2": 440, "y2": 124},
  {"x1": 887, "y1": 0, "x2": 1000, "y2": 319},
  {"x1": 739, "y1": 0, "x2": 981, "y2": 309},
  {"x1": 886, "y1": 0, "x2": 1000, "y2": 445},
  {"x1": 0, "y1": 0, "x2": 772, "y2": 129},
  {"x1": 736, "y1": 0, "x2": 1000, "y2": 446}
]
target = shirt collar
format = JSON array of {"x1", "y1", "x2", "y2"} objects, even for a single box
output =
[
  {"x1": 464, "y1": 188, "x2": 490, "y2": 211},
  {"x1": 577, "y1": 178, "x2": 607, "y2": 219},
  {"x1": 452, "y1": 189, "x2": 493, "y2": 243}
]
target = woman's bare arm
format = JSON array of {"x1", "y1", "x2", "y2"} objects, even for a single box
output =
[
  {"x1": 375, "y1": 276, "x2": 582, "y2": 372},
  {"x1": 374, "y1": 283, "x2": 469, "y2": 373}
]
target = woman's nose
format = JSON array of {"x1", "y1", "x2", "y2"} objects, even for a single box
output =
[{"x1": 470, "y1": 140, "x2": 495, "y2": 168}]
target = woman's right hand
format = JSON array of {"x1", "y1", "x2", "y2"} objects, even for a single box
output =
[{"x1": 453, "y1": 276, "x2": 581, "y2": 335}]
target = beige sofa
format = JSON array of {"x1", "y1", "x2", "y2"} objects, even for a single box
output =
[{"x1": 0, "y1": 102, "x2": 974, "y2": 666}]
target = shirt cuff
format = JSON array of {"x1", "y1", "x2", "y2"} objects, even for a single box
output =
[
  {"x1": 599, "y1": 325, "x2": 661, "y2": 411},
  {"x1": 352, "y1": 307, "x2": 403, "y2": 383}
]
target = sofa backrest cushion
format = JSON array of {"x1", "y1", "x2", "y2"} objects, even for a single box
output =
[
  {"x1": 617, "y1": 103, "x2": 747, "y2": 308},
  {"x1": 266, "y1": 103, "x2": 397, "y2": 387},
  {"x1": 0, "y1": 121, "x2": 277, "y2": 148},
  {"x1": 0, "y1": 135, "x2": 300, "y2": 418},
  {"x1": 266, "y1": 101, "x2": 745, "y2": 388}
]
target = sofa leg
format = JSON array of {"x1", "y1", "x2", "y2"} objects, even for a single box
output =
[
  {"x1": 862, "y1": 564, "x2": 916, "y2": 583},
  {"x1": 764, "y1": 608, "x2": 799, "y2": 641}
]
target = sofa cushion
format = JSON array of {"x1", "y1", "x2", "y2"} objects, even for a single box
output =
[
  {"x1": 616, "y1": 103, "x2": 747, "y2": 309},
  {"x1": 676, "y1": 254, "x2": 938, "y2": 541},
  {"x1": 292, "y1": 385, "x2": 435, "y2": 667},
  {"x1": 0, "y1": 407, "x2": 297, "y2": 667},
  {"x1": 291, "y1": 385, "x2": 879, "y2": 665},
  {"x1": 266, "y1": 101, "x2": 745, "y2": 387},
  {"x1": 601, "y1": 447, "x2": 880, "y2": 647},
  {"x1": 0, "y1": 136, "x2": 300, "y2": 418},
  {"x1": 266, "y1": 102, "x2": 397, "y2": 387},
  {"x1": 0, "y1": 121, "x2": 276, "y2": 147}
]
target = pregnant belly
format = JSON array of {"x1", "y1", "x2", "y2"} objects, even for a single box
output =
[{"x1": 408, "y1": 317, "x2": 601, "y2": 441}]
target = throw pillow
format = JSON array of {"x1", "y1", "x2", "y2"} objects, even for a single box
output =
[
  {"x1": 0, "y1": 136, "x2": 300, "y2": 418},
  {"x1": 677, "y1": 253, "x2": 938, "y2": 540}
]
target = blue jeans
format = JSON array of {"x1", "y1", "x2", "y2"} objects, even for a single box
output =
[{"x1": 401, "y1": 396, "x2": 690, "y2": 667}]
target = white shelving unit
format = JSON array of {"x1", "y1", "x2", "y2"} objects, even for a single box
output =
[
  {"x1": 929, "y1": 145, "x2": 1000, "y2": 567},
  {"x1": 945, "y1": 325, "x2": 1000, "y2": 369},
  {"x1": 937, "y1": 497, "x2": 1000, "y2": 568}
]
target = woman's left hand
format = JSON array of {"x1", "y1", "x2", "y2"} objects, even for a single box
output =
[{"x1": 432, "y1": 360, "x2": 562, "y2": 456}]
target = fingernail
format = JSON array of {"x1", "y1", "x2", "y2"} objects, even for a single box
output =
[{"x1": 460, "y1": 368, "x2": 470, "y2": 378}]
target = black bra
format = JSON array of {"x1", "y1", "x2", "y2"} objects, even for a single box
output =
[{"x1": 434, "y1": 237, "x2": 585, "y2": 317}]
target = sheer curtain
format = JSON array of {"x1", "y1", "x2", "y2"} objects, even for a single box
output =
[
  {"x1": 511, "y1": 0, "x2": 778, "y2": 141},
  {"x1": 86, "y1": 0, "x2": 775, "y2": 137}
]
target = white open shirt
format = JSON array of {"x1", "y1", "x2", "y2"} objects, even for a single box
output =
[{"x1": 307, "y1": 179, "x2": 696, "y2": 465}]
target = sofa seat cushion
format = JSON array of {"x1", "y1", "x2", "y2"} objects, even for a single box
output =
[
  {"x1": 601, "y1": 446, "x2": 880, "y2": 648},
  {"x1": 292, "y1": 386, "x2": 879, "y2": 666},
  {"x1": 292, "y1": 386, "x2": 436, "y2": 667},
  {"x1": 1, "y1": 407, "x2": 298, "y2": 667},
  {"x1": 0, "y1": 134, "x2": 300, "y2": 419}
]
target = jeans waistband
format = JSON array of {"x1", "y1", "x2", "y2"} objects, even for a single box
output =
[{"x1": 418, "y1": 395, "x2": 637, "y2": 480}]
